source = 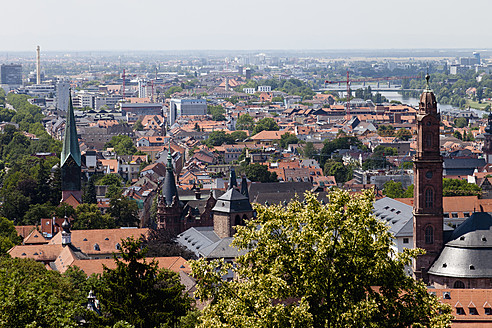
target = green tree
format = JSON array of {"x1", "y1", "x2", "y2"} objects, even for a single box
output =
[
  {"x1": 395, "y1": 128, "x2": 412, "y2": 141},
  {"x1": 94, "y1": 237, "x2": 192, "y2": 328},
  {"x1": 191, "y1": 190, "x2": 452, "y2": 327},
  {"x1": 0, "y1": 257, "x2": 83, "y2": 327},
  {"x1": 73, "y1": 203, "x2": 116, "y2": 230},
  {"x1": 244, "y1": 163, "x2": 277, "y2": 183},
  {"x1": 252, "y1": 117, "x2": 279, "y2": 135},
  {"x1": 453, "y1": 117, "x2": 468, "y2": 128},
  {"x1": 382, "y1": 180, "x2": 406, "y2": 198},
  {"x1": 230, "y1": 130, "x2": 248, "y2": 142},
  {"x1": 0, "y1": 216, "x2": 22, "y2": 255},
  {"x1": 443, "y1": 178, "x2": 481, "y2": 196},
  {"x1": 108, "y1": 190, "x2": 140, "y2": 227},
  {"x1": 236, "y1": 113, "x2": 255, "y2": 131},
  {"x1": 204, "y1": 130, "x2": 235, "y2": 147},
  {"x1": 207, "y1": 105, "x2": 226, "y2": 121},
  {"x1": 96, "y1": 174, "x2": 123, "y2": 188},
  {"x1": 377, "y1": 125, "x2": 395, "y2": 137},
  {"x1": 302, "y1": 142, "x2": 316, "y2": 158},
  {"x1": 453, "y1": 130, "x2": 463, "y2": 140},
  {"x1": 106, "y1": 135, "x2": 137, "y2": 155},
  {"x1": 279, "y1": 132, "x2": 299, "y2": 149},
  {"x1": 133, "y1": 119, "x2": 144, "y2": 131},
  {"x1": 323, "y1": 159, "x2": 352, "y2": 184},
  {"x1": 83, "y1": 177, "x2": 98, "y2": 204}
]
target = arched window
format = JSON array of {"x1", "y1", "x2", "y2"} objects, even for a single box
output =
[
  {"x1": 242, "y1": 214, "x2": 248, "y2": 223},
  {"x1": 425, "y1": 226, "x2": 434, "y2": 244},
  {"x1": 454, "y1": 280, "x2": 465, "y2": 289},
  {"x1": 234, "y1": 215, "x2": 241, "y2": 226},
  {"x1": 425, "y1": 188, "x2": 434, "y2": 208},
  {"x1": 425, "y1": 132, "x2": 433, "y2": 148}
]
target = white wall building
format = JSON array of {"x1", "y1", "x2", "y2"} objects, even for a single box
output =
[
  {"x1": 56, "y1": 80, "x2": 70, "y2": 111},
  {"x1": 258, "y1": 85, "x2": 271, "y2": 92}
]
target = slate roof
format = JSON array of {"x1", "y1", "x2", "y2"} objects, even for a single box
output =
[
  {"x1": 212, "y1": 188, "x2": 253, "y2": 213},
  {"x1": 429, "y1": 212, "x2": 492, "y2": 278}
]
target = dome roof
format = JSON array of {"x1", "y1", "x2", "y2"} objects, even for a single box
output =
[{"x1": 429, "y1": 212, "x2": 492, "y2": 278}]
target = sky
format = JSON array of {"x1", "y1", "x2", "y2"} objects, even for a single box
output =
[{"x1": 1, "y1": 0, "x2": 491, "y2": 51}]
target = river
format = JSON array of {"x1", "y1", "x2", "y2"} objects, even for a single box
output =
[{"x1": 379, "y1": 91, "x2": 488, "y2": 117}]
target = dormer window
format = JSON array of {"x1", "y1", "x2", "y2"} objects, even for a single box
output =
[
  {"x1": 94, "y1": 243, "x2": 100, "y2": 251},
  {"x1": 115, "y1": 243, "x2": 121, "y2": 250}
]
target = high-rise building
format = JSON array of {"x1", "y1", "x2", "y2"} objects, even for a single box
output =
[
  {"x1": 0, "y1": 64, "x2": 22, "y2": 86},
  {"x1": 56, "y1": 80, "x2": 70, "y2": 111},
  {"x1": 169, "y1": 98, "x2": 207, "y2": 126},
  {"x1": 61, "y1": 94, "x2": 82, "y2": 205},
  {"x1": 413, "y1": 75, "x2": 443, "y2": 281}
]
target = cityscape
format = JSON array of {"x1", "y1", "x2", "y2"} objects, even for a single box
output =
[{"x1": 3, "y1": 1, "x2": 492, "y2": 326}]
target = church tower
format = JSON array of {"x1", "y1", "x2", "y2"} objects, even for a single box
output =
[
  {"x1": 413, "y1": 75, "x2": 444, "y2": 281},
  {"x1": 483, "y1": 113, "x2": 492, "y2": 164},
  {"x1": 61, "y1": 94, "x2": 82, "y2": 204},
  {"x1": 156, "y1": 148, "x2": 184, "y2": 234}
]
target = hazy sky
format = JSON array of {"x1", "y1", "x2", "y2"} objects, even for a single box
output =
[{"x1": 1, "y1": 0, "x2": 491, "y2": 51}]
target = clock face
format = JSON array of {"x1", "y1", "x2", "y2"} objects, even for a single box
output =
[{"x1": 426, "y1": 171, "x2": 433, "y2": 179}]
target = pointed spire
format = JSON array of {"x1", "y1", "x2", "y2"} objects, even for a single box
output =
[
  {"x1": 228, "y1": 167, "x2": 237, "y2": 190},
  {"x1": 162, "y1": 145, "x2": 178, "y2": 205},
  {"x1": 61, "y1": 92, "x2": 81, "y2": 167},
  {"x1": 240, "y1": 175, "x2": 249, "y2": 199}
]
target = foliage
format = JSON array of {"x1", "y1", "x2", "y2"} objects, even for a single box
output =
[
  {"x1": 301, "y1": 142, "x2": 316, "y2": 158},
  {"x1": 236, "y1": 113, "x2": 255, "y2": 131},
  {"x1": 0, "y1": 257, "x2": 82, "y2": 327},
  {"x1": 252, "y1": 117, "x2": 279, "y2": 135},
  {"x1": 141, "y1": 228, "x2": 197, "y2": 260},
  {"x1": 72, "y1": 203, "x2": 116, "y2": 230},
  {"x1": 279, "y1": 132, "x2": 299, "y2": 149},
  {"x1": 96, "y1": 173, "x2": 123, "y2": 188},
  {"x1": 452, "y1": 130, "x2": 463, "y2": 140},
  {"x1": 207, "y1": 105, "x2": 226, "y2": 121},
  {"x1": 244, "y1": 163, "x2": 277, "y2": 183},
  {"x1": 164, "y1": 86, "x2": 183, "y2": 98},
  {"x1": 133, "y1": 119, "x2": 144, "y2": 131},
  {"x1": 395, "y1": 128, "x2": 412, "y2": 141},
  {"x1": 191, "y1": 190, "x2": 452, "y2": 328},
  {"x1": 377, "y1": 125, "x2": 395, "y2": 137},
  {"x1": 443, "y1": 178, "x2": 481, "y2": 196},
  {"x1": 93, "y1": 237, "x2": 192, "y2": 328},
  {"x1": 0, "y1": 216, "x2": 22, "y2": 255},
  {"x1": 105, "y1": 135, "x2": 137, "y2": 155},
  {"x1": 83, "y1": 176, "x2": 98, "y2": 204},
  {"x1": 323, "y1": 160, "x2": 353, "y2": 184},
  {"x1": 108, "y1": 190, "x2": 140, "y2": 227},
  {"x1": 382, "y1": 180, "x2": 411, "y2": 199},
  {"x1": 204, "y1": 130, "x2": 245, "y2": 147},
  {"x1": 353, "y1": 86, "x2": 388, "y2": 103},
  {"x1": 453, "y1": 117, "x2": 468, "y2": 128}
]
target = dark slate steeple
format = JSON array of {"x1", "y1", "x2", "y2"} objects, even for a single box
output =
[
  {"x1": 61, "y1": 93, "x2": 82, "y2": 203},
  {"x1": 61, "y1": 94, "x2": 81, "y2": 167},
  {"x1": 162, "y1": 147, "x2": 178, "y2": 205},
  {"x1": 240, "y1": 175, "x2": 249, "y2": 199},
  {"x1": 228, "y1": 167, "x2": 237, "y2": 190}
]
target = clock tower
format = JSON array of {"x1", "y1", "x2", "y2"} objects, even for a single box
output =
[
  {"x1": 413, "y1": 75, "x2": 444, "y2": 281},
  {"x1": 61, "y1": 94, "x2": 82, "y2": 204}
]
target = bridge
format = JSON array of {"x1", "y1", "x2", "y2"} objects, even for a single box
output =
[{"x1": 316, "y1": 84, "x2": 419, "y2": 93}]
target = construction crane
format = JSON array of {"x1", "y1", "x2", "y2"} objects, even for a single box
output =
[{"x1": 324, "y1": 71, "x2": 421, "y2": 115}]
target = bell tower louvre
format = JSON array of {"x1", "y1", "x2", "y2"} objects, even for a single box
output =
[{"x1": 413, "y1": 75, "x2": 444, "y2": 281}]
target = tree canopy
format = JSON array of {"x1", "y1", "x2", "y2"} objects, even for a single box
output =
[
  {"x1": 252, "y1": 117, "x2": 279, "y2": 135},
  {"x1": 105, "y1": 135, "x2": 137, "y2": 155},
  {"x1": 191, "y1": 190, "x2": 452, "y2": 327},
  {"x1": 93, "y1": 237, "x2": 193, "y2": 327},
  {"x1": 244, "y1": 163, "x2": 277, "y2": 183},
  {"x1": 236, "y1": 113, "x2": 255, "y2": 131}
]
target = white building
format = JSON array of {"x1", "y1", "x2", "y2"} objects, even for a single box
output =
[
  {"x1": 258, "y1": 85, "x2": 271, "y2": 92},
  {"x1": 243, "y1": 88, "x2": 255, "y2": 94}
]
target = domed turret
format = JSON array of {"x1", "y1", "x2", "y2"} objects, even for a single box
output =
[{"x1": 61, "y1": 217, "x2": 71, "y2": 245}]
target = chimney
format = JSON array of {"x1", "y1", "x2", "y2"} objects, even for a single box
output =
[{"x1": 36, "y1": 46, "x2": 41, "y2": 85}]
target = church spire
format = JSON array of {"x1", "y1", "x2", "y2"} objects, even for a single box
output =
[
  {"x1": 60, "y1": 92, "x2": 82, "y2": 204},
  {"x1": 61, "y1": 93, "x2": 81, "y2": 167},
  {"x1": 228, "y1": 167, "x2": 237, "y2": 190},
  {"x1": 162, "y1": 146, "x2": 178, "y2": 205}
]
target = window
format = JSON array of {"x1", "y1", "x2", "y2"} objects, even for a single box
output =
[
  {"x1": 456, "y1": 307, "x2": 465, "y2": 315},
  {"x1": 454, "y1": 280, "x2": 465, "y2": 289},
  {"x1": 452, "y1": 213, "x2": 458, "y2": 218},
  {"x1": 403, "y1": 238, "x2": 409, "y2": 244},
  {"x1": 464, "y1": 212, "x2": 470, "y2": 217},
  {"x1": 425, "y1": 132, "x2": 433, "y2": 147},
  {"x1": 485, "y1": 308, "x2": 491, "y2": 315},
  {"x1": 469, "y1": 308, "x2": 478, "y2": 315},
  {"x1": 425, "y1": 188, "x2": 434, "y2": 208},
  {"x1": 444, "y1": 213, "x2": 449, "y2": 218},
  {"x1": 425, "y1": 226, "x2": 434, "y2": 244}
]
